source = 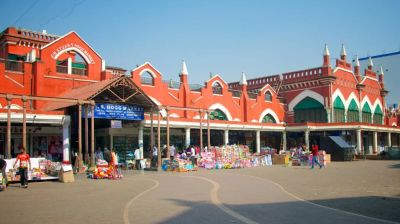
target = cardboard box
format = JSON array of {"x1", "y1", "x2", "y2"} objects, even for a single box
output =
[
  {"x1": 58, "y1": 171, "x2": 74, "y2": 183},
  {"x1": 273, "y1": 154, "x2": 289, "y2": 165}
]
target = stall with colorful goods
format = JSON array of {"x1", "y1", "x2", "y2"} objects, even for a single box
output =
[
  {"x1": 87, "y1": 159, "x2": 123, "y2": 179},
  {"x1": 4, "y1": 158, "x2": 60, "y2": 182}
]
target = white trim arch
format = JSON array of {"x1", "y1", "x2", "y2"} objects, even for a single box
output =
[
  {"x1": 10, "y1": 104, "x2": 22, "y2": 110},
  {"x1": 258, "y1": 108, "x2": 280, "y2": 124},
  {"x1": 288, "y1": 90, "x2": 325, "y2": 111},
  {"x1": 361, "y1": 96, "x2": 373, "y2": 112},
  {"x1": 332, "y1": 89, "x2": 346, "y2": 108},
  {"x1": 345, "y1": 92, "x2": 360, "y2": 110},
  {"x1": 208, "y1": 103, "x2": 232, "y2": 121},
  {"x1": 139, "y1": 68, "x2": 158, "y2": 79},
  {"x1": 372, "y1": 99, "x2": 383, "y2": 114},
  {"x1": 392, "y1": 122, "x2": 397, "y2": 127},
  {"x1": 53, "y1": 47, "x2": 93, "y2": 64},
  {"x1": 210, "y1": 80, "x2": 224, "y2": 88}
]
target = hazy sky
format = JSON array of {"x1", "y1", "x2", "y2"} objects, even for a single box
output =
[{"x1": 1, "y1": 0, "x2": 399, "y2": 87}]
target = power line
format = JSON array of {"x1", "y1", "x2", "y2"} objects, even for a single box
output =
[{"x1": 12, "y1": 0, "x2": 39, "y2": 26}]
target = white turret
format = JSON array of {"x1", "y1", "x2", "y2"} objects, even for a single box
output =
[
  {"x1": 353, "y1": 55, "x2": 360, "y2": 67},
  {"x1": 340, "y1": 44, "x2": 347, "y2": 57},
  {"x1": 323, "y1": 44, "x2": 330, "y2": 56},
  {"x1": 240, "y1": 72, "x2": 247, "y2": 85},
  {"x1": 181, "y1": 60, "x2": 188, "y2": 75},
  {"x1": 368, "y1": 56, "x2": 374, "y2": 69}
]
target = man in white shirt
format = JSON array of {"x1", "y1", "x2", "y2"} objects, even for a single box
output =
[
  {"x1": 152, "y1": 146, "x2": 158, "y2": 167},
  {"x1": 170, "y1": 145, "x2": 176, "y2": 160},
  {"x1": 134, "y1": 148, "x2": 141, "y2": 170}
]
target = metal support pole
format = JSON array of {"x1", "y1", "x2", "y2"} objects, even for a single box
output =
[
  {"x1": 78, "y1": 103, "x2": 83, "y2": 171},
  {"x1": 85, "y1": 105, "x2": 89, "y2": 164},
  {"x1": 166, "y1": 109, "x2": 170, "y2": 159},
  {"x1": 199, "y1": 110, "x2": 203, "y2": 150},
  {"x1": 388, "y1": 132, "x2": 392, "y2": 148},
  {"x1": 6, "y1": 97, "x2": 11, "y2": 159},
  {"x1": 207, "y1": 111, "x2": 211, "y2": 150},
  {"x1": 157, "y1": 111, "x2": 161, "y2": 169},
  {"x1": 91, "y1": 103, "x2": 95, "y2": 167},
  {"x1": 22, "y1": 96, "x2": 27, "y2": 149},
  {"x1": 150, "y1": 110, "x2": 154, "y2": 150}
]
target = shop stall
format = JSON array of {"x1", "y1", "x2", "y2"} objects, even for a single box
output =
[{"x1": 4, "y1": 158, "x2": 60, "y2": 182}]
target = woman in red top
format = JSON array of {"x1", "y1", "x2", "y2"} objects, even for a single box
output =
[{"x1": 13, "y1": 146, "x2": 31, "y2": 188}]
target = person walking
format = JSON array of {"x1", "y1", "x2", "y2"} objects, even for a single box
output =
[
  {"x1": 0, "y1": 155, "x2": 8, "y2": 187},
  {"x1": 170, "y1": 145, "x2": 176, "y2": 161},
  {"x1": 134, "y1": 148, "x2": 141, "y2": 170},
  {"x1": 311, "y1": 143, "x2": 323, "y2": 169},
  {"x1": 13, "y1": 146, "x2": 31, "y2": 188},
  {"x1": 152, "y1": 146, "x2": 158, "y2": 167}
]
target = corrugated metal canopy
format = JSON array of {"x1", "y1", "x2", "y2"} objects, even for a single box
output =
[{"x1": 42, "y1": 76, "x2": 158, "y2": 111}]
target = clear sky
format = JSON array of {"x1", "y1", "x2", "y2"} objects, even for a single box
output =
[{"x1": 1, "y1": 0, "x2": 399, "y2": 89}]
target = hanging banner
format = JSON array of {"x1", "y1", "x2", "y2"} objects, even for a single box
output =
[{"x1": 86, "y1": 103, "x2": 144, "y2": 120}]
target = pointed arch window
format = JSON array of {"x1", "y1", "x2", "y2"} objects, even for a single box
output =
[
  {"x1": 210, "y1": 109, "x2": 227, "y2": 120},
  {"x1": 141, "y1": 71, "x2": 154, "y2": 85},
  {"x1": 294, "y1": 97, "x2": 327, "y2": 123},
  {"x1": 362, "y1": 103, "x2": 372, "y2": 124},
  {"x1": 333, "y1": 97, "x2": 345, "y2": 122},
  {"x1": 262, "y1": 114, "x2": 276, "y2": 123},
  {"x1": 373, "y1": 105, "x2": 383, "y2": 124},
  {"x1": 264, "y1": 91, "x2": 272, "y2": 102},
  {"x1": 212, "y1": 82, "x2": 223, "y2": 95},
  {"x1": 347, "y1": 99, "x2": 359, "y2": 122}
]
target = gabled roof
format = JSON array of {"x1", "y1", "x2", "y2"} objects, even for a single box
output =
[
  {"x1": 41, "y1": 31, "x2": 103, "y2": 60},
  {"x1": 42, "y1": 76, "x2": 158, "y2": 111}
]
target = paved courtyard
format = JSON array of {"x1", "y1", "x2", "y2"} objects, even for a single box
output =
[{"x1": 1, "y1": 160, "x2": 399, "y2": 224}]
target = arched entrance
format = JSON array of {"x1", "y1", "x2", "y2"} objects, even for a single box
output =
[{"x1": 294, "y1": 97, "x2": 327, "y2": 123}]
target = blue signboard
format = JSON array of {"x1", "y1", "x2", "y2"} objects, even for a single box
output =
[{"x1": 87, "y1": 103, "x2": 144, "y2": 120}]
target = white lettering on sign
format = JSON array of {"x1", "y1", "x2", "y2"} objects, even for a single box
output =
[{"x1": 50, "y1": 43, "x2": 95, "y2": 64}]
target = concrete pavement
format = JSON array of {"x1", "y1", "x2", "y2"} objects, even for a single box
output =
[{"x1": 0, "y1": 160, "x2": 399, "y2": 224}]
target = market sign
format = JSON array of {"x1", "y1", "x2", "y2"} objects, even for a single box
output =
[
  {"x1": 111, "y1": 120, "x2": 122, "y2": 128},
  {"x1": 87, "y1": 103, "x2": 144, "y2": 120}
]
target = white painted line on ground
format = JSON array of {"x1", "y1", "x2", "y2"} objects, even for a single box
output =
[
  {"x1": 226, "y1": 173, "x2": 400, "y2": 224},
  {"x1": 123, "y1": 178, "x2": 160, "y2": 224},
  {"x1": 184, "y1": 176, "x2": 259, "y2": 224}
]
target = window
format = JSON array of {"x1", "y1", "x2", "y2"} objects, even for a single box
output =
[
  {"x1": 373, "y1": 105, "x2": 383, "y2": 124},
  {"x1": 264, "y1": 91, "x2": 272, "y2": 102},
  {"x1": 347, "y1": 99, "x2": 359, "y2": 122},
  {"x1": 210, "y1": 109, "x2": 227, "y2": 120},
  {"x1": 262, "y1": 114, "x2": 276, "y2": 123},
  {"x1": 333, "y1": 97, "x2": 345, "y2": 122},
  {"x1": 140, "y1": 71, "x2": 154, "y2": 85},
  {"x1": 212, "y1": 82, "x2": 223, "y2": 94},
  {"x1": 362, "y1": 104, "x2": 372, "y2": 124},
  {"x1": 55, "y1": 50, "x2": 87, "y2": 76}
]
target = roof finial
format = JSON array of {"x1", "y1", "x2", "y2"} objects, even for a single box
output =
[
  {"x1": 340, "y1": 44, "x2": 347, "y2": 56},
  {"x1": 323, "y1": 44, "x2": 330, "y2": 56},
  {"x1": 354, "y1": 55, "x2": 360, "y2": 67},
  {"x1": 368, "y1": 56, "x2": 374, "y2": 67},
  {"x1": 240, "y1": 72, "x2": 247, "y2": 85},
  {"x1": 181, "y1": 60, "x2": 188, "y2": 75},
  {"x1": 380, "y1": 66, "x2": 384, "y2": 75}
]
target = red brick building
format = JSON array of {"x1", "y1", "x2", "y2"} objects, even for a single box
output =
[{"x1": 1, "y1": 27, "x2": 399, "y2": 161}]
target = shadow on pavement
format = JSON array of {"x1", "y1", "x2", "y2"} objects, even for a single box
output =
[
  {"x1": 387, "y1": 163, "x2": 400, "y2": 169},
  {"x1": 159, "y1": 196, "x2": 400, "y2": 224}
]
